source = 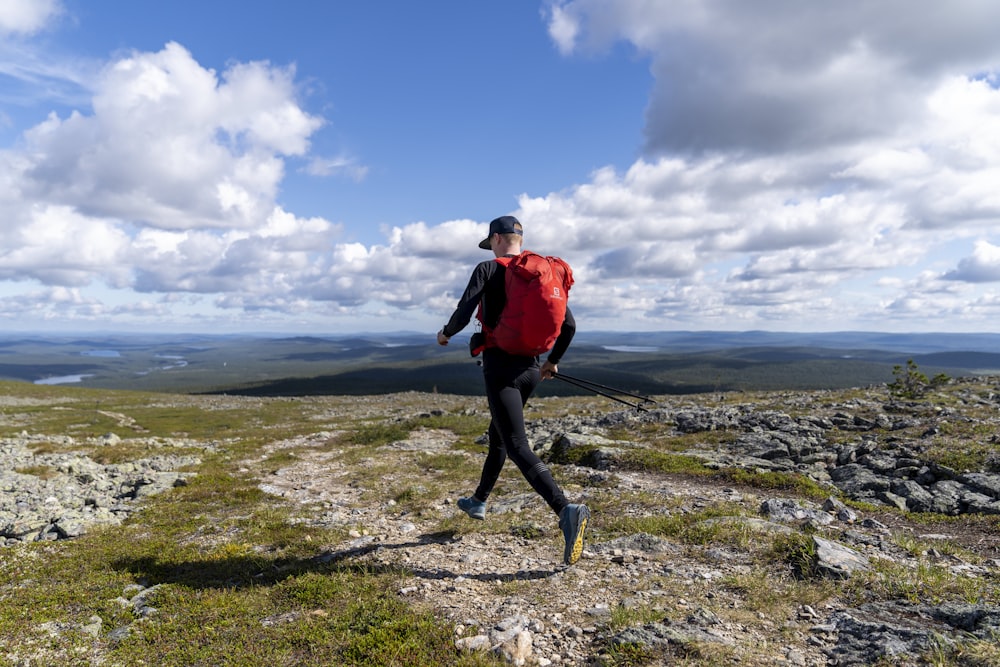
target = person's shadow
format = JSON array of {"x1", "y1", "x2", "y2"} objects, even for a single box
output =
[{"x1": 112, "y1": 530, "x2": 561, "y2": 590}]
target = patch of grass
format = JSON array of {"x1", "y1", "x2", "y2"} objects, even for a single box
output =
[
  {"x1": 259, "y1": 449, "x2": 301, "y2": 473},
  {"x1": 386, "y1": 484, "x2": 442, "y2": 516},
  {"x1": 415, "y1": 451, "x2": 480, "y2": 483},
  {"x1": 620, "y1": 450, "x2": 714, "y2": 475},
  {"x1": 13, "y1": 464, "x2": 59, "y2": 479},
  {"x1": 349, "y1": 420, "x2": 413, "y2": 447},
  {"x1": 509, "y1": 522, "x2": 545, "y2": 540},
  {"x1": 616, "y1": 447, "x2": 834, "y2": 502},
  {"x1": 719, "y1": 573, "x2": 785, "y2": 617},
  {"x1": 22, "y1": 440, "x2": 68, "y2": 455},
  {"x1": 605, "y1": 420, "x2": 736, "y2": 451},
  {"x1": 597, "y1": 641, "x2": 658, "y2": 667},
  {"x1": 892, "y1": 532, "x2": 981, "y2": 563},
  {"x1": 607, "y1": 603, "x2": 667, "y2": 631},
  {"x1": 87, "y1": 442, "x2": 187, "y2": 465},
  {"x1": 602, "y1": 501, "x2": 751, "y2": 546},
  {"x1": 345, "y1": 413, "x2": 488, "y2": 450},
  {"x1": 715, "y1": 468, "x2": 831, "y2": 500},
  {"x1": 923, "y1": 440, "x2": 996, "y2": 473},
  {"x1": 767, "y1": 531, "x2": 818, "y2": 579},
  {"x1": 845, "y1": 559, "x2": 997, "y2": 606},
  {"x1": 942, "y1": 638, "x2": 1000, "y2": 667},
  {"x1": 414, "y1": 413, "x2": 489, "y2": 438}
]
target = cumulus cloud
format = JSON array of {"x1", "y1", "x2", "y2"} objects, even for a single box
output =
[
  {"x1": 516, "y1": 0, "x2": 1000, "y2": 331},
  {"x1": 944, "y1": 241, "x2": 1000, "y2": 283},
  {"x1": 0, "y1": 0, "x2": 62, "y2": 36},
  {"x1": 547, "y1": 0, "x2": 1000, "y2": 156},
  {"x1": 17, "y1": 42, "x2": 322, "y2": 231},
  {"x1": 4, "y1": 2, "x2": 1000, "y2": 334},
  {"x1": 0, "y1": 41, "x2": 367, "y2": 325}
]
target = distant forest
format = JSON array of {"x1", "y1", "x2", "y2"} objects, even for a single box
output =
[{"x1": 2, "y1": 331, "x2": 998, "y2": 398}]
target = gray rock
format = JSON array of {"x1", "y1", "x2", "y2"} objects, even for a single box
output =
[
  {"x1": 0, "y1": 434, "x2": 199, "y2": 545},
  {"x1": 930, "y1": 480, "x2": 966, "y2": 515},
  {"x1": 760, "y1": 498, "x2": 834, "y2": 525},
  {"x1": 812, "y1": 536, "x2": 870, "y2": 579},
  {"x1": 829, "y1": 464, "x2": 891, "y2": 499},
  {"x1": 890, "y1": 479, "x2": 936, "y2": 512},
  {"x1": 826, "y1": 609, "x2": 953, "y2": 665},
  {"x1": 876, "y1": 490, "x2": 909, "y2": 511},
  {"x1": 959, "y1": 472, "x2": 1000, "y2": 499},
  {"x1": 545, "y1": 434, "x2": 624, "y2": 470},
  {"x1": 455, "y1": 634, "x2": 491, "y2": 652},
  {"x1": 605, "y1": 620, "x2": 734, "y2": 653},
  {"x1": 930, "y1": 602, "x2": 1000, "y2": 638}
]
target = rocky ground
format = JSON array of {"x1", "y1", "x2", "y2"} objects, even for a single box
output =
[
  {"x1": 2, "y1": 378, "x2": 1000, "y2": 665},
  {"x1": 249, "y1": 384, "x2": 1000, "y2": 666}
]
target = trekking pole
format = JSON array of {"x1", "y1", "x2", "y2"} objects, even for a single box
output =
[
  {"x1": 553, "y1": 372, "x2": 658, "y2": 406},
  {"x1": 551, "y1": 373, "x2": 652, "y2": 412}
]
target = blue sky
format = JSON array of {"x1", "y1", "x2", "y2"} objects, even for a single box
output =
[{"x1": 2, "y1": 1, "x2": 1000, "y2": 336}]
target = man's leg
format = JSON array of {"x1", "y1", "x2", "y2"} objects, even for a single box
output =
[
  {"x1": 486, "y1": 365, "x2": 568, "y2": 515},
  {"x1": 471, "y1": 419, "x2": 507, "y2": 502}
]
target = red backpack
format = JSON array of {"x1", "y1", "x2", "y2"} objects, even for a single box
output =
[{"x1": 480, "y1": 251, "x2": 574, "y2": 356}]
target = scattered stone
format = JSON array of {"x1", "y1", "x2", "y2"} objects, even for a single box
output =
[
  {"x1": 760, "y1": 498, "x2": 834, "y2": 525},
  {"x1": 812, "y1": 536, "x2": 871, "y2": 579},
  {"x1": 1, "y1": 434, "x2": 200, "y2": 545},
  {"x1": 7, "y1": 380, "x2": 1000, "y2": 667}
]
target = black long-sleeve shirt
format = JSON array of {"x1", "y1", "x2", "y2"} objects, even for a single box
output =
[{"x1": 442, "y1": 257, "x2": 576, "y2": 364}]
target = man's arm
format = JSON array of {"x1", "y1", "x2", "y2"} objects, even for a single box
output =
[
  {"x1": 541, "y1": 306, "x2": 576, "y2": 378},
  {"x1": 438, "y1": 261, "x2": 495, "y2": 344}
]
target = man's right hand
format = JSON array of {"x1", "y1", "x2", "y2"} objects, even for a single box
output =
[{"x1": 437, "y1": 330, "x2": 450, "y2": 346}]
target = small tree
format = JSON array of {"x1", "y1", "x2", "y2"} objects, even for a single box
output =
[{"x1": 887, "y1": 359, "x2": 948, "y2": 399}]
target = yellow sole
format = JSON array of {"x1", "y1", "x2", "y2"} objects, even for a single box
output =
[{"x1": 567, "y1": 516, "x2": 587, "y2": 565}]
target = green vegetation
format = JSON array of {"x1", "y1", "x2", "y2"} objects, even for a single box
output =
[
  {"x1": 887, "y1": 358, "x2": 949, "y2": 399},
  {"x1": 1, "y1": 375, "x2": 998, "y2": 666},
  {"x1": 0, "y1": 382, "x2": 504, "y2": 667},
  {"x1": 715, "y1": 469, "x2": 832, "y2": 500},
  {"x1": 0, "y1": 334, "x2": 978, "y2": 397}
]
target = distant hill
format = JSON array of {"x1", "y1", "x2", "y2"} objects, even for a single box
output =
[{"x1": 0, "y1": 330, "x2": 997, "y2": 396}]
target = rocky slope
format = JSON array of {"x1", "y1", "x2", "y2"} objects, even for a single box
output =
[{"x1": 2, "y1": 378, "x2": 999, "y2": 666}]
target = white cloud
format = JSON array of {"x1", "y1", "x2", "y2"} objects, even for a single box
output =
[
  {"x1": 15, "y1": 42, "x2": 322, "y2": 231},
  {"x1": 507, "y1": 1, "x2": 1000, "y2": 332},
  {"x1": 0, "y1": 0, "x2": 61, "y2": 35},
  {"x1": 302, "y1": 155, "x2": 368, "y2": 181},
  {"x1": 548, "y1": 0, "x2": 1000, "y2": 156},
  {"x1": 0, "y1": 204, "x2": 130, "y2": 286},
  {"x1": 4, "y1": 3, "x2": 1000, "y2": 334},
  {"x1": 944, "y1": 241, "x2": 1000, "y2": 283},
  {"x1": 0, "y1": 42, "x2": 353, "y2": 318}
]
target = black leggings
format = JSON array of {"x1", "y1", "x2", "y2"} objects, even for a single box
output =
[{"x1": 473, "y1": 349, "x2": 568, "y2": 515}]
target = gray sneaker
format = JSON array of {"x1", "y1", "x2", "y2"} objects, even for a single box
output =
[
  {"x1": 559, "y1": 503, "x2": 590, "y2": 565},
  {"x1": 457, "y1": 496, "x2": 486, "y2": 520}
]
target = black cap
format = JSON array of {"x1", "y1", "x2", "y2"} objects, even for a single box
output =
[{"x1": 479, "y1": 215, "x2": 523, "y2": 249}]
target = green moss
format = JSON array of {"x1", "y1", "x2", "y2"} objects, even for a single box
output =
[
  {"x1": 716, "y1": 468, "x2": 831, "y2": 499},
  {"x1": 620, "y1": 449, "x2": 714, "y2": 475}
]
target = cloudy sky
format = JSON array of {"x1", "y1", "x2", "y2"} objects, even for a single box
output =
[{"x1": 2, "y1": 1, "x2": 999, "y2": 336}]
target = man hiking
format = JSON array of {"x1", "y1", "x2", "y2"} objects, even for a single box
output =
[{"x1": 436, "y1": 215, "x2": 590, "y2": 566}]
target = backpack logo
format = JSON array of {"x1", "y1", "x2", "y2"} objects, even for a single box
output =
[{"x1": 484, "y1": 251, "x2": 574, "y2": 357}]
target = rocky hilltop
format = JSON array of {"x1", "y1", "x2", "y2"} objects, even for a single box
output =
[{"x1": 1, "y1": 377, "x2": 999, "y2": 666}]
